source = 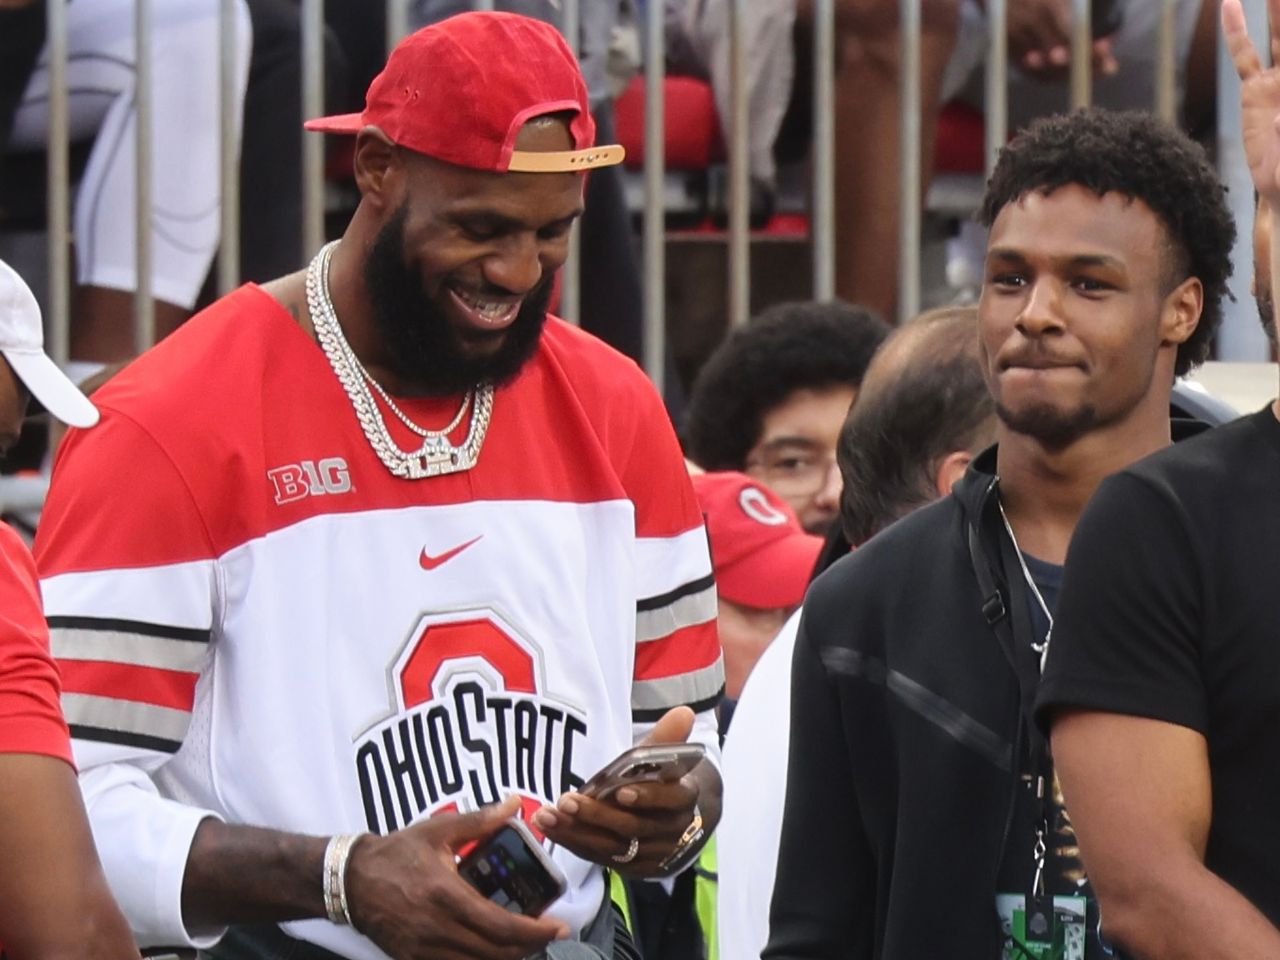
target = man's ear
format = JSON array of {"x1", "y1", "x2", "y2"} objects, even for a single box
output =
[
  {"x1": 352, "y1": 126, "x2": 401, "y2": 210},
  {"x1": 1161, "y1": 276, "x2": 1204, "y2": 349},
  {"x1": 933, "y1": 450, "x2": 973, "y2": 497}
]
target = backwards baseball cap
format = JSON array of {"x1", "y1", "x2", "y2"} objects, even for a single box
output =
[
  {"x1": 305, "y1": 12, "x2": 624, "y2": 174},
  {"x1": 0, "y1": 260, "x2": 98, "y2": 429},
  {"x1": 692, "y1": 471, "x2": 823, "y2": 610}
]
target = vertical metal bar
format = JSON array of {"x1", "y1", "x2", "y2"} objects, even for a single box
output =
[
  {"x1": 218, "y1": 0, "x2": 241, "y2": 295},
  {"x1": 134, "y1": 0, "x2": 156, "y2": 350},
  {"x1": 559, "y1": 0, "x2": 579, "y2": 66},
  {"x1": 898, "y1": 0, "x2": 921, "y2": 324},
  {"x1": 1070, "y1": 0, "x2": 1092, "y2": 109},
  {"x1": 728, "y1": 0, "x2": 750, "y2": 328},
  {"x1": 642, "y1": 0, "x2": 666, "y2": 388},
  {"x1": 473, "y1": 0, "x2": 495, "y2": 11},
  {"x1": 1155, "y1": 0, "x2": 1177, "y2": 123},
  {"x1": 984, "y1": 0, "x2": 1008, "y2": 175},
  {"x1": 560, "y1": 0, "x2": 582, "y2": 326},
  {"x1": 811, "y1": 0, "x2": 836, "y2": 300},
  {"x1": 302, "y1": 0, "x2": 325, "y2": 261},
  {"x1": 386, "y1": 0, "x2": 410, "y2": 53},
  {"x1": 45, "y1": 0, "x2": 71, "y2": 365}
]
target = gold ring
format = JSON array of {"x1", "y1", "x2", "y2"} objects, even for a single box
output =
[{"x1": 611, "y1": 837, "x2": 640, "y2": 864}]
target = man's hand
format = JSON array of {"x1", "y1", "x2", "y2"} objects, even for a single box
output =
[
  {"x1": 344, "y1": 796, "x2": 569, "y2": 960},
  {"x1": 1225, "y1": 0, "x2": 1280, "y2": 209},
  {"x1": 531, "y1": 706, "x2": 722, "y2": 878},
  {"x1": 1003, "y1": 0, "x2": 1119, "y2": 80}
]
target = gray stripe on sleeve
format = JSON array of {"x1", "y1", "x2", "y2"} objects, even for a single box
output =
[{"x1": 635, "y1": 584, "x2": 717, "y2": 644}]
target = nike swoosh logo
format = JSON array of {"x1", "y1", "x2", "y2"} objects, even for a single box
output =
[{"x1": 419, "y1": 535, "x2": 483, "y2": 571}]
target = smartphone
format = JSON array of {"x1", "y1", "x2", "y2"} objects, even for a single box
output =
[
  {"x1": 580, "y1": 743, "x2": 706, "y2": 801},
  {"x1": 457, "y1": 819, "x2": 567, "y2": 917}
]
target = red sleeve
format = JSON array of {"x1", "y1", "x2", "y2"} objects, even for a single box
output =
[
  {"x1": 0, "y1": 523, "x2": 73, "y2": 766},
  {"x1": 600, "y1": 357, "x2": 723, "y2": 719}
]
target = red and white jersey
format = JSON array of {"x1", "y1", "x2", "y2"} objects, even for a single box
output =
[{"x1": 35, "y1": 285, "x2": 722, "y2": 956}]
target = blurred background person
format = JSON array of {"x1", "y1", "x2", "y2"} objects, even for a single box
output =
[
  {"x1": 670, "y1": 0, "x2": 1215, "y2": 319},
  {"x1": 2, "y1": 0, "x2": 251, "y2": 367},
  {"x1": 682, "y1": 299, "x2": 889, "y2": 534},
  {"x1": 691, "y1": 469, "x2": 823, "y2": 731}
]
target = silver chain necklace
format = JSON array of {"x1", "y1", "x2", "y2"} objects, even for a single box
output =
[
  {"x1": 305, "y1": 240, "x2": 494, "y2": 480},
  {"x1": 363, "y1": 366, "x2": 471, "y2": 439},
  {"x1": 996, "y1": 493, "x2": 1054, "y2": 674}
]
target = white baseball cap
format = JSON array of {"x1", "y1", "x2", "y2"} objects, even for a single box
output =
[{"x1": 0, "y1": 259, "x2": 99, "y2": 428}]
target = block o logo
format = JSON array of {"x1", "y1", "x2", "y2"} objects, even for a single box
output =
[{"x1": 396, "y1": 615, "x2": 537, "y2": 709}]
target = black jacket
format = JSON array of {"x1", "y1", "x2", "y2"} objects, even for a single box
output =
[{"x1": 762, "y1": 448, "x2": 1042, "y2": 960}]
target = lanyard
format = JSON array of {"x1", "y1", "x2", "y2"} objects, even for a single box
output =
[{"x1": 995, "y1": 494, "x2": 1059, "y2": 911}]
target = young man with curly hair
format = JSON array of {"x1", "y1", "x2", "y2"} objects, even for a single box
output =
[
  {"x1": 682, "y1": 300, "x2": 889, "y2": 534},
  {"x1": 762, "y1": 106, "x2": 1235, "y2": 960}
]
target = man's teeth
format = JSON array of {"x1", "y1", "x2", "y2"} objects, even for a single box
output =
[{"x1": 458, "y1": 290, "x2": 514, "y2": 319}]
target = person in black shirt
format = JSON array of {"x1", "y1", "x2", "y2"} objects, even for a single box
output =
[
  {"x1": 762, "y1": 106, "x2": 1235, "y2": 960},
  {"x1": 1034, "y1": 3, "x2": 1280, "y2": 956}
]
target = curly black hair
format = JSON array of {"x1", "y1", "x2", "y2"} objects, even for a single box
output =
[
  {"x1": 980, "y1": 108, "x2": 1235, "y2": 377},
  {"x1": 682, "y1": 300, "x2": 890, "y2": 470}
]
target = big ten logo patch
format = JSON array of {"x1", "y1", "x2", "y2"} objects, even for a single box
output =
[
  {"x1": 354, "y1": 610, "x2": 589, "y2": 835},
  {"x1": 267, "y1": 458, "x2": 352, "y2": 505}
]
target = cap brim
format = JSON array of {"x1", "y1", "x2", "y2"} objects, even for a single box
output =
[
  {"x1": 718, "y1": 532, "x2": 823, "y2": 609},
  {"x1": 303, "y1": 112, "x2": 365, "y2": 135},
  {"x1": 5, "y1": 350, "x2": 99, "y2": 428}
]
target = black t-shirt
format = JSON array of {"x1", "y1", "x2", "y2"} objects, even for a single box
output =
[{"x1": 1036, "y1": 406, "x2": 1280, "y2": 923}]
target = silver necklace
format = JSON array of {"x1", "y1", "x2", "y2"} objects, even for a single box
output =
[
  {"x1": 996, "y1": 494, "x2": 1054, "y2": 674},
  {"x1": 305, "y1": 240, "x2": 494, "y2": 479},
  {"x1": 363, "y1": 370, "x2": 471, "y2": 439}
]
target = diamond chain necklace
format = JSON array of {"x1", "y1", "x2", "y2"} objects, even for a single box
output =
[{"x1": 305, "y1": 240, "x2": 494, "y2": 480}]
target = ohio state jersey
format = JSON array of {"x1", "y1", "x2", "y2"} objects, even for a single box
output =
[{"x1": 35, "y1": 285, "x2": 722, "y2": 956}]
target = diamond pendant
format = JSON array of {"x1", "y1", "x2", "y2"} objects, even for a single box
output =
[{"x1": 407, "y1": 439, "x2": 465, "y2": 479}]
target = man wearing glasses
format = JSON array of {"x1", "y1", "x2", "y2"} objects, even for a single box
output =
[{"x1": 682, "y1": 300, "x2": 889, "y2": 534}]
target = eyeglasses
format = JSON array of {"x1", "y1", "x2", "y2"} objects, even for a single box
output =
[{"x1": 744, "y1": 444, "x2": 839, "y2": 499}]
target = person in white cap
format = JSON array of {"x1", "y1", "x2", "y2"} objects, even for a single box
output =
[
  {"x1": 0, "y1": 260, "x2": 100, "y2": 439},
  {"x1": 0, "y1": 258, "x2": 135, "y2": 959}
]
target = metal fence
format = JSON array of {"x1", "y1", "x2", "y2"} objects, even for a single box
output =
[{"x1": 22, "y1": 0, "x2": 1270, "y2": 387}]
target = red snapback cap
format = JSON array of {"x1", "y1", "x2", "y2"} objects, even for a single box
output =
[
  {"x1": 304, "y1": 11, "x2": 624, "y2": 174},
  {"x1": 692, "y1": 471, "x2": 824, "y2": 610}
]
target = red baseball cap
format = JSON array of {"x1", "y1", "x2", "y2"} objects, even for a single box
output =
[
  {"x1": 305, "y1": 12, "x2": 624, "y2": 174},
  {"x1": 692, "y1": 471, "x2": 824, "y2": 610}
]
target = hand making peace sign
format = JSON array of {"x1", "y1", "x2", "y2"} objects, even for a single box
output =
[{"x1": 1224, "y1": 0, "x2": 1280, "y2": 208}]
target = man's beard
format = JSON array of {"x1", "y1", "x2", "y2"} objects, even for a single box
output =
[
  {"x1": 364, "y1": 205, "x2": 552, "y2": 396},
  {"x1": 995, "y1": 400, "x2": 1099, "y2": 450}
]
